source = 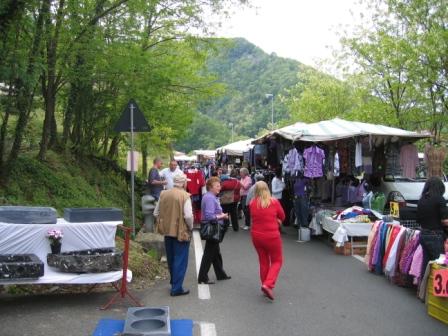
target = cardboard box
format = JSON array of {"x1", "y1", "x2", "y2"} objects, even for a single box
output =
[{"x1": 333, "y1": 240, "x2": 367, "y2": 256}]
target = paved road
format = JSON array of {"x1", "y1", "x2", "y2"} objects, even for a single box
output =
[{"x1": 1, "y1": 225, "x2": 447, "y2": 335}]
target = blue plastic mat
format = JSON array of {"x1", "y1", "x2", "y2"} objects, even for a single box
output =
[{"x1": 93, "y1": 318, "x2": 193, "y2": 336}]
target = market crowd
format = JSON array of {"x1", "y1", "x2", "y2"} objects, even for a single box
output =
[{"x1": 147, "y1": 153, "x2": 448, "y2": 301}]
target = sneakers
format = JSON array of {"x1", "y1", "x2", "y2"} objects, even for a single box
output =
[{"x1": 242, "y1": 226, "x2": 250, "y2": 230}]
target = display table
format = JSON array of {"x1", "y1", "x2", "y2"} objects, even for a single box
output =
[
  {"x1": 322, "y1": 216, "x2": 373, "y2": 255},
  {"x1": 0, "y1": 219, "x2": 131, "y2": 284}
]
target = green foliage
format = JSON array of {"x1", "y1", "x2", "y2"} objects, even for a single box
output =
[
  {"x1": 339, "y1": 0, "x2": 448, "y2": 139},
  {"x1": 176, "y1": 113, "x2": 232, "y2": 152},
  {"x1": 198, "y1": 38, "x2": 305, "y2": 136},
  {"x1": 0, "y1": 151, "x2": 138, "y2": 224}
]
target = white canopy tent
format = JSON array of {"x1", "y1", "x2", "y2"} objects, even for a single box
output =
[
  {"x1": 254, "y1": 118, "x2": 431, "y2": 143},
  {"x1": 216, "y1": 138, "x2": 254, "y2": 156},
  {"x1": 174, "y1": 154, "x2": 196, "y2": 162},
  {"x1": 193, "y1": 150, "x2": 216, "y2": 159}
]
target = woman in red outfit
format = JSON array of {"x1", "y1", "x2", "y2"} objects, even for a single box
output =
[{"x1": 249, "y1": 181, "x2": 285, "y2": 300}]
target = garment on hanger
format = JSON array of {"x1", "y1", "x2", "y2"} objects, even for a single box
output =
[
  {"x1": 355, "y1": 141, "x2": 363, "y2": 168},
  {"x1": 400, "y1": 143, "x2": 419, "y2": 179},
  {"x1": 303, "y1": 145, "x2": 325, "y2": 178},
  {"x1": 372, "y1": 144, "x2": 386, "y2": 176},
  {"x1": 338, "y1": 143, "x2": 349, "y2": 174},
  {"x1": 426, "y1": 145, "x2": 447, "y2": 178},
  {"x1": 385, "y1": 142, "x2": 402, "y2": 176}
]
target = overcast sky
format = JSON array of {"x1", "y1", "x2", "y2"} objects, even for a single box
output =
[{"x1": 213, "y1": 0, "x2": 365, "y2": 68}]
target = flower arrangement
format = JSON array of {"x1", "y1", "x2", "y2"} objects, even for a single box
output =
[{"x1": 47, "y1": 229, "x2": 63, "y2": 245}]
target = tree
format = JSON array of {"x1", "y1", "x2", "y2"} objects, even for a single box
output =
[
  {"x1": 0, "y1": 0, "x2": 251, "y2": 180},
  {"x1": 284, "y1": 67, "x2": 357, "y2": 123},
  {"x1": 339, "y1": 0, "x2": 448, "y2": 139}
]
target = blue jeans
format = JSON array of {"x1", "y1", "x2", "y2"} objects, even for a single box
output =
[
  {"x1": 294, "y1": 196, "x2": 309, "y2": 228},
  {"x1": 164, "y1": 236, "x2": 190, "y2": 294}
]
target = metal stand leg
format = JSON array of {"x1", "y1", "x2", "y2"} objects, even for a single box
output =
[{"x1": 101, "y1": 225, "x2": 142, "y2": 310}]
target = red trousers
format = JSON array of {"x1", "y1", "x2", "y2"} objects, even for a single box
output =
[{"x1": 251, "y1": 233, "x2": 283, "y2": 289}]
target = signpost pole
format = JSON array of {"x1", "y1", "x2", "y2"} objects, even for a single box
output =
[
  {"x1": 130, "y1": 103, "x2": 136, "y2": 239},
  {"x1": 114, "y1": 98, "x2": 151, "y2": 240}
]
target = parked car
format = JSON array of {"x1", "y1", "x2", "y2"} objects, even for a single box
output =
[{"x1": 377, "y1": 174, "x2": 448, "y2": 220}]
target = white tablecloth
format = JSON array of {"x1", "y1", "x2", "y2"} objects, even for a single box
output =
[
  {"x1": 322, "y1": 217, "x2": 373, "y2": 246},
  {"x1": 0, "y1": 219, "x2": 132, "y2": 284}
]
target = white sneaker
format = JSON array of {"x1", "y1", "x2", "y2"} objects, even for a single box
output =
[{"x1": 243, "y1": 226, "x2": 250, "y2": 230}]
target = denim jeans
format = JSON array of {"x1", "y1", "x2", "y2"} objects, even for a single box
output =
[{"x1": 294, "y1": 196, "x2": 309, "y2": 228}]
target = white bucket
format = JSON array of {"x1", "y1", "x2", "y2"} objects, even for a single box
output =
[{"x1": 298, "y1": 227, "x2": 310, "y2": 242}]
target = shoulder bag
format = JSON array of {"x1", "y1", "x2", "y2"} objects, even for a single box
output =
[{"x1": 200, "y1": 219, "x2": 227, "y2": 242}]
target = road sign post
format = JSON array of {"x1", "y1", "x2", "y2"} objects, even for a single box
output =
[{"x1": 114, "y1": 99, "x2": 151, "y2": 239}]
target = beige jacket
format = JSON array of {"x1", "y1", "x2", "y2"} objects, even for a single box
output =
[{"x1": 155, "y1": 187, "x2": 192, "y2": 241}]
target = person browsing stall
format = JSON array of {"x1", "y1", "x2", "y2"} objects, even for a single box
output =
[
  {"x1": 239, "y1": 168, "x2": 252, "y2": 230},
  {"x1": 249, "y1": 181, "x2": 285, "y2": 300},
  {"x1": 417, "y1": 177, "x2": 448, "y2": 274},
  {"x1": 160, "y1": 159, "x2": 182, "y2": 190},
  {"x1": 147, "y1": 157, "x2": 167, "y2": 200},
  {"x1": 198, "y1": 176, "x2": 232, "y2": 284},
  {"x1": 220, "y1": 168, "x2": 241, "y2": 232},
  {"x1": 154, "y1": 173, "x2": 193, "y2": 296}
]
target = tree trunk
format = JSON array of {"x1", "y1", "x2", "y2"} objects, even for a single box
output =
[
  {"x1": 107, "y1": 135, "x2": 120, "y2": 159},
  {"x1": 141, "y1": 142, "x2": 148, "y2": 179},
  {"x1": 0, "y1": 84, "x2": 14, "y2": 175},
  {"x1": 38, "y1": 0, "x2": 65, "y2": 161},
  {"x1": 7, "y1": 0, "x2": 47, "y2": 167}
]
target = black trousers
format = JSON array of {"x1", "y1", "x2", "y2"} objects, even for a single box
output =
[
  {"x1": 221, "y1": 202, "x2": 238, "y2": 231},
  {"x1": 198, "y1": 240, "x2": 228, "y2": 282},
  {"x1": 420, "y1": 230, "x2": 445, "y2": 275}
]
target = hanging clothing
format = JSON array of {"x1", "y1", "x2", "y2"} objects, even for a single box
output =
[
  {"x1": 333, "y1": 152, "x2": 340, "y2": 177},
  {"x1": 303, "y1": 145, "x2": 325, "y2": 178},
  {"x1": 372, "y1": 144, "x2": 386, "y2": 176},
  {"x1": 426, "y1": 146, "x2": 447, "y2": 178},
  {"x1": 286, "y1": 148, "x2": 304, "y2": 174},
  {"x1": 399, "y1": 143, "x2": 419, "y2": 179},
  {"x1": 338, "y1": 144, "x2": 349, "y2": 175},
  {"x1": 186, "y1": 169, "x2": 205, "y2": 196},
  {"x1": 355, "y1": 141, "x2": 363, "y2": 168},
  {"x1": 385, "y1": 142, "x2": 402, "y2": 176},
  {"x1": 409, "y1": 245, "x2": 423, "y2": 285}
]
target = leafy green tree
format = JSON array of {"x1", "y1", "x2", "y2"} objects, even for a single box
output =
[{"x1": 339, "y1": 0, "x2": 448, "y2": 140}]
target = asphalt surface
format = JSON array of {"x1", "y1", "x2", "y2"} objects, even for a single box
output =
[{"x1": 1, "y1": 224, "x2": 447, "y2": 336}]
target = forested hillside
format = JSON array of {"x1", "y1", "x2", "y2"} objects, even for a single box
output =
[{"x1": 176, "y1": 38, "x2": 309, "y2": 152}]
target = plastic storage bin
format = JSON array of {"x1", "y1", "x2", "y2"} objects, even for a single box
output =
[{"x1": 426, "y1": 264, "x2": 448, "y2": 325}]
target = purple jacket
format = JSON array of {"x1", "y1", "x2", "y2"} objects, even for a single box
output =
[{"x1": 201, "y1": 191, "x2": 223, "y2": 221}]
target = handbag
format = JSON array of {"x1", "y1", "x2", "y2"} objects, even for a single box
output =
[
  {"x1": 200, "y1": 219, "x2": 227, "y2": 242},
  {"x1": 219, "y1": 190, "x2": 234, "y2": 205}
]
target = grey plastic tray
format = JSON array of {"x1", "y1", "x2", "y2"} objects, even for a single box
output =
[
  {"x1": 0, "y1": 206, "x2": 57, "y2": 224},
  {"x1": 123, "y1": 306, "x2": 170, "y2": 336},
  {"x1": 63, "y1": 208, "x2": 123, "y2": 222}
]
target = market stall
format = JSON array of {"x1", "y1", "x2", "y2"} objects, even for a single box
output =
[
  {"x1": 250, "y1": 118, "x2": 432, "y2": 250},
  {"x1": 193, "y1": 149, "x2": 216, "y2": 165},
  {"x1": 216, "y1": 138, "x2": 254, "y2": 167}
]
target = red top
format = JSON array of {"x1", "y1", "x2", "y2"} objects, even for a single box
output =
[
  {"x1": 186, "y1": 170, "x2": 205, "y2": 196},
  {"x1": 221, "y1": 178, "x2": 241, "y2": 202},
  {"x1": 249, "y1": 198, "x2": 285, "y2": 236}
]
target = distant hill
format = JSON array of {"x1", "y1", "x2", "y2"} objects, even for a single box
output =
[{"x1": 176, "y1": 38, "x2": 309, "y2": 152}]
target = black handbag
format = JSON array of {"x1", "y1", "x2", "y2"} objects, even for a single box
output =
[{"x1": 200, "y1": 219, "x2": 227, "y2": 242}]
